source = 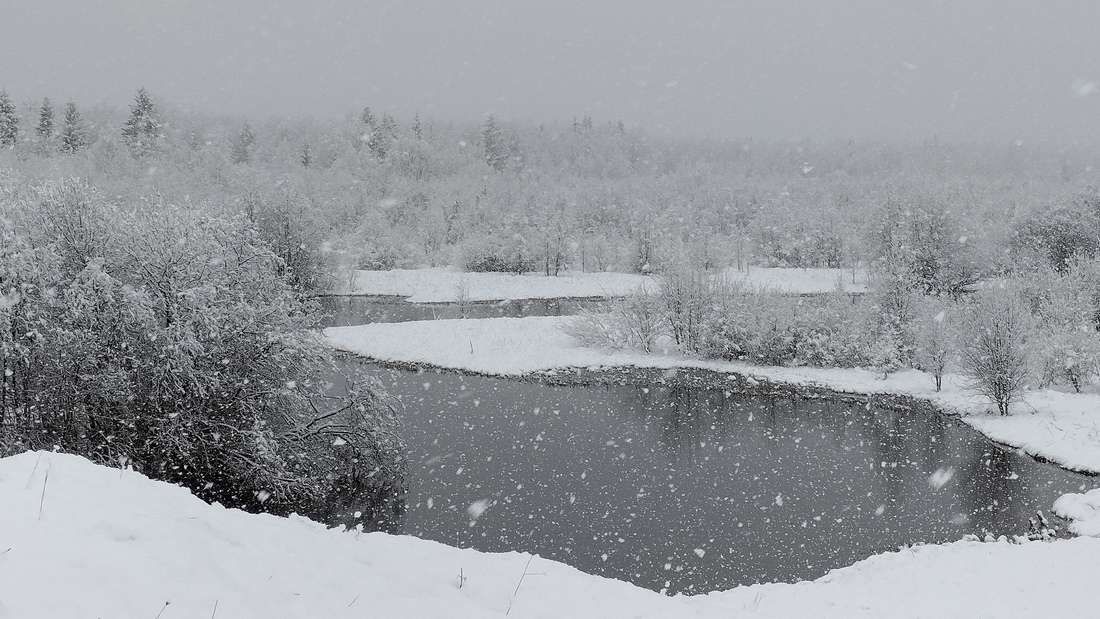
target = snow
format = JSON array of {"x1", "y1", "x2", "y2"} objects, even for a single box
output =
[
  {"x1": 1053, "y1": 488, "x2": 1100, "y2": 536},
  {"x1": 3, "y1": 450, "x2": 1100, "y2": 618},
  {"x1": 340, "y1": 267, "x2": 866, "y2": 302},
  {"x1": 326, "y1": 315, "x2": 1100, "y2": 474}
]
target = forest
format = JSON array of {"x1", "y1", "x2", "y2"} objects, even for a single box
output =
[{"x1": 3, "y1": 86, "x2": 1100, "y2": 514}]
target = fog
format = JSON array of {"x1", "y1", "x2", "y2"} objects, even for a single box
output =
[{"x1": 4, "y1": 0, "x2": 1100, "y2": 140}]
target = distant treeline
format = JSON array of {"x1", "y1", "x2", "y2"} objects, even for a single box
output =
[{"x1": 1, "y1": 87, "x2": 1099, "y2": 284}]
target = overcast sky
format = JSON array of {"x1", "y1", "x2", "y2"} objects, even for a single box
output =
[{"x1": 4, "y1": 0, "x2": 1100, "y2": 141}]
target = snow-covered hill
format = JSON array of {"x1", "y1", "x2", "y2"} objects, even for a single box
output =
[{"x1": 1, "y1": 451, "x2": 1098, "y2": 618}]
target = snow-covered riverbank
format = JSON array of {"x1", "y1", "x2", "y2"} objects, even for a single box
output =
[
  {"x1": 340, "y1": 267, "x2": 867, "y2": 301},
  {"x1": 326, "y1": 315, "x2": 1100, "y2": 475},
  {"x1": 2, "y1": 450, "x2": 1098, "y2": 619}
]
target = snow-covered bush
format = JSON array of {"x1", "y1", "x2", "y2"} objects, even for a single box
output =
[
  {"x1": 960, "y1": 287, "x2": 1031, "y2": 415},
  {"x1": 1033, "y1": 329, "x2": 1100, "y2": 392},
  {"x1": 660, "y1": 266, "x2": 727, "y2": 353},
  {"x1": 788, "y1": 291, "x2": 873, "y2": 367},
  {"x1": 1, "y1": 183, "x2": 406, "y2": 520},
  {"x1": 567, "y1": 287, "x2": 665, "y2": 353},
  {"x1": 460, "y1": 233, "x2": 537, "y2": 274},
  {"x1": 1025, "y1": 261, "x2": 1100, "y2": 392},
  {"x1": 698, "y1": 286, "x2": 873, "y2": 368}
]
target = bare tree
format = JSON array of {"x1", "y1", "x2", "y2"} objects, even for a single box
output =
[{"x1": 960, "y1": 288, "x2": 1030, "y2": 415}]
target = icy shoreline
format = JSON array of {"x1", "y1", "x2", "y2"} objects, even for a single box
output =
[
  {"x1": 2, "y1": 450, "x2": 1099, "y2": 618},
  {"x1": 326, "y1": 315, "x2": 1100, "y2": 475}
]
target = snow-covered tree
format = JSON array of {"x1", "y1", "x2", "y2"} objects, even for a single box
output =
[
  {"x1": 961, "y1": 288, "x2": 1030, "y2": 415},
  {"x1": 58, "y1": 102, "x2": 87, "y2": 154},
  {"x1": 912, "y1": 299, "x2": 953, "y2": 391},
  {"x1": 482, "y1": 115, "x2": 508, "y2": 171},
  {"x1": 35, "y1": 97, "x2": 54, "y2": 141},
  {"x1": 120, "y1": 88, "x2": 163, "y2": 157},
  {"x1": 0, "y1": 90, "x2": 18, "y2": 147},
  {"x1": 230, "y1": 123, "x2": 256, "y2": 164}
]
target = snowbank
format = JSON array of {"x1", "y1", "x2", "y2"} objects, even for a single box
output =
[
  {"x1": 2, "y1": 450, "x2": 1099, "y2": 619},
  {"x1": 1054, "y1": 488, "x2": 1100, "y2": 536},
  {"x1": 341, "y1": 267, "x2": 866, "y2": 302},
  {"x1": 326, "y1": 316, "x2": 1100, "y2": 474}
]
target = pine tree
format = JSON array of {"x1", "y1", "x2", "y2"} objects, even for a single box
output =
[
  {"x1": 482, "y1": 115, "x2": 507, "y2": 171},
  {"x1": 230, "y1": 123, "x2": 255, "y2": 164},
  {"x1": 367, "y1": 120, "x2": 390, "y2": 159},
  {"x1": 0, "y1": 90, "x2": 18, "y2": 147},
  {"x1": 36, "y1": 98, "x2": 54, "y2": 140},
  {"x1": 380, "y1": 114, "x2": 398, "y2": 138},
  {"x1": 121, "y1": 88, "x2": 163, "y2": 157},
  {"x1": 299, "y1": 143, "x2": 312, "y2": 168},
  {"x1": 411, "y1": 113, "x2": 423, "y2": 139},
  {"x1": 59, "y1": 102, "x2": 87, "y2": 154},
  {"x1": 360, "y1": 106, "x2": 375, "y2": 128}
]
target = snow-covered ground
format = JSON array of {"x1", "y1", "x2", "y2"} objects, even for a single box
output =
[
  {"x1": 3, "y1": 450, "x2": 1099, "y2": 619},
  {"x1": 326, "y1": 315, "x2": 1100, "y2": 475},
  {"x1": 341, "y1": 267, "x2": 867, "y2": 302}
]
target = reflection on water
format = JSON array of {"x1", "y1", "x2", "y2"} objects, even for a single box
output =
[
  {"x1": 317, "y1": 295, "x2": 603, "y2": 326},
  {"x1": 334, "y1": 361, "x2": 1089, "y2": 594}
]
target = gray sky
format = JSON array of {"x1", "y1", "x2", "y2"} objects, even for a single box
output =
[{"x1": 4, "y1": 0, "x2": 1100, "y2": 141}]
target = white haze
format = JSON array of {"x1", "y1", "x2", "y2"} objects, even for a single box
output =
[{"x1": 4, "y1": 0, "x2": 1100, "y2": 141}]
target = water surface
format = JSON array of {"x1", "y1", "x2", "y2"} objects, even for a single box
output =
[{"x1": 340, "y1": 361, "x2": 1089, "y2": 594}]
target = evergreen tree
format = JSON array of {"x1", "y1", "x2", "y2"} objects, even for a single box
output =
[
  {"x1": 299, "y1": 143, "x2": 312, "y2": 168},
  {"x1": 482, "y1": 115, "x2": 507, "y2": 171},
  {"x1": 59, "y1": 102, "x2": 87, "y2": 154},
  {"x1": 411, "y1": 113, "x2": 423, "y2": 139},
  {"x1": 0, "y1": 90, "x2": 18, "y2": 147},
  {"x1": 367, "y1": 124, "x2": 389, "y2": 159},
  {"x1": 121, "y1": 88, "x2": 163, "y2": 157},
  {"x1": 360, "y1": 106, "x2": 375, "y2": 128},
  {"x1": 36, "y1": 97, "x2": 54, "y2": 140},
  {"x1": 230, "y1": 123, "x2": 256, "y2": 164},
  {"x1": 380, "y1": 114, "x2": 398, "y2": 138}
]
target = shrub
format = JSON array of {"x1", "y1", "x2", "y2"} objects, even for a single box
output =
[
  {"x1": 960, "y1": 288, "x2": 1030, "y2": 415},
  {"x1": 566, "y1": 287, "x2": 665, "y2": 353},
  {"x1": 1, "y1": 187, "x2": 406, "y2": 519},
  {"x1": 461, "y1": 234, "x2": 537, "y2": 273},
  {"x1": 660, "y1": 267, "x2": 726, "y2": 353},
  {"x1": 1033, "y1": 328, "x2": 1100, "y2": 392}
]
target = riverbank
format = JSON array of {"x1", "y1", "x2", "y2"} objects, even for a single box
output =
[
  {"x1": 325, "y1": 315, "x2": 1100, "y2": 475},
  {"x1": 339, "y1": 267, "x2": 867, "y2": 301},
  {"x1": 2, "y1": 450, "x2": 1097, "y2": 618}
]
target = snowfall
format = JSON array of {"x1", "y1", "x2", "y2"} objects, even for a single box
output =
[
  {"x1": 2, "y1": 450, "x2": 1100, "y2": 619},
  {"x1": 7, "y1": 266, "x2": 1100, "y2": 618},
  {"x1": 342, "y1": 267, "x2": 867, "y2": 302}
]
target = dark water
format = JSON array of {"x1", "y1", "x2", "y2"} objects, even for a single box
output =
[
  {"x1": 318, "y1": 295, "x2": 603, "y2": 326},
  {"x1": 337, "y1": 360, "x2": 1090, "y2": 595}
]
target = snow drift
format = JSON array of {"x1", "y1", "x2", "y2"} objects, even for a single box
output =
[{"x1": 1, "y1": 451, "x2": 1098, "y2": 618}]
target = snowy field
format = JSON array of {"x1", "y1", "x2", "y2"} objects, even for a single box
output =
[
  {"x1": 327, "y1": 315, "x2": 1100, "y2": 475},
  {"x1": 2, "y1": 450, "x2": 1099, "y2": 619},
  {"x1": 340, "y1": 267, "x2": 867, "y2": 302}
]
